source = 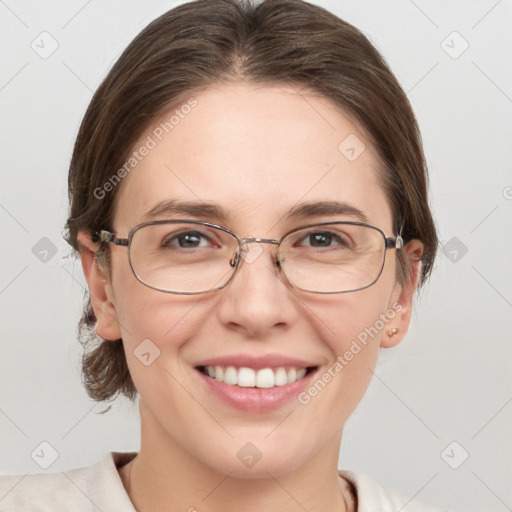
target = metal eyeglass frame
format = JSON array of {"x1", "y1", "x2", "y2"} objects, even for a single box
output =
[{"x1": 96, "y1": 219, "x2": 404, "y2": 295}]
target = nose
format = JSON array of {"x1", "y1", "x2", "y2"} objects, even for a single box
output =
[{"x1": 216, "y1": 240, "x2": 299, "y2": 338}]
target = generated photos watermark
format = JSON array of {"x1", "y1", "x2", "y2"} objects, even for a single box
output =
[
  {"x1": 298, "y1": 302, "x2": 403, "y2": 405},
  {"x1": 93, "y1": 97, "x2": 198, "y2": 200}
]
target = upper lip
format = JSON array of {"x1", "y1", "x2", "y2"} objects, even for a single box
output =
[{"x1": 194, "y1": 353, "x2": 318, "y2": 370}]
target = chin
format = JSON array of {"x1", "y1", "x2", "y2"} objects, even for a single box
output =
[
  {"x1": 193, "y1": 435, "x2": 311, "y2": 480},
  {"x1": 208, "y1": 454, "x2": 305, "y2": 480}
]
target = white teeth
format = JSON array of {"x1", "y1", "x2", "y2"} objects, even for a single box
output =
[
  {"x1": 224, "y1": 366, "x2": 238, "y2": 385},
  {"x1": 255, "y1": 368, "x2": 274, "y2": 388},
  {"x1": 274, "y1": 367, "x2": 288, "y2": 386},
  {"x1": 202, "y1": 365, "x2": 311, "y2": 388},
  {"x1": 238, "y1": 367, "x2": 256, "y2": 387}
]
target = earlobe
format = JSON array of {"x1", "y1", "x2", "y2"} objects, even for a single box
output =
[
  {"x1": 76, "y1": 230, "x2": 122, "y2": 341},
  {"x1": 380, "y1": 239, "x2": 423, "y2": 348}
]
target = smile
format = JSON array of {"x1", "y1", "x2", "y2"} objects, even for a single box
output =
[{"x1": 197, "y1": 365, "x2": 315, "y2": 389}]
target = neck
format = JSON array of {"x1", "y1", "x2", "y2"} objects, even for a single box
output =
[{"x1": 119, "y1": 402, "x2": 355, "y2": 512}]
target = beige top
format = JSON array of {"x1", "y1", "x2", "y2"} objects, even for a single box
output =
[{"x1": 0, "y1": 452, "x2": 451, "y2": 511}]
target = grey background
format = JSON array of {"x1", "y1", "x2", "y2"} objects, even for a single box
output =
[{"x1": 1, "y1": 1, "x2": 511, "y2": 511}]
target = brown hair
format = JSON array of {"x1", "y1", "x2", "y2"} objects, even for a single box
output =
[{"x1": 65, "y1": 0, "x2": 438, "y2": 404}]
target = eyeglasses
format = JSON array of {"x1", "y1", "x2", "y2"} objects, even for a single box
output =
[{"x1": 96, "y1": 220, "x2": 404, "y2": 294}]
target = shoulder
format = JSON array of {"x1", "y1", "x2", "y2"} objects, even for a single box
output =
[
  {"x1": 0, "y1": 452, "x2": 137, "y2": 512},
  {"x1": 339, "y1": 469, "x2": 453, "y2": 512}
]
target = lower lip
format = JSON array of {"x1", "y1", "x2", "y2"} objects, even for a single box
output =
[{"x1": 195, "y1": 368, "x2": 317, "y2": 413}]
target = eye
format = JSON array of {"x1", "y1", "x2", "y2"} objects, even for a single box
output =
[
  {"x1": 162, "y1": 230, "x2": 214, "y2": 249},
  {"x1": 299, "y1": 230, "x2": 350, "y2": 248}
]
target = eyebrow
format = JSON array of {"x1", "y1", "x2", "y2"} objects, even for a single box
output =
[
  {"x1": 141, "y1": 199, "x2": 368, "y2": 224},
  {"x1": 142, "y1": 199, "x2": 229, "y2": 223},
  {"x1": 284, "y1": 200, "x2": 368, "y2": 223}
]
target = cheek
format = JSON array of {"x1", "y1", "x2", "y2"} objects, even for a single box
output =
[
  {"x1": 110, "y1": 253, "x2": 206, "y2": 366},
  {"x1": 310, "y1": 280, "x2": 394, "y2": 356},
  {"x1": 300, "y1": 271, "x2": 397, "y2": 416},
  {"x1": 113, "y1": 287, "x2": 209, "y2": 408},
  {"x1": 115, "y1": 286, "x2": 203, "y2": 350}
]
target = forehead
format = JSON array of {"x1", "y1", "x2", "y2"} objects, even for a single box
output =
[{"x1": 112, "y1": 81, "x2": 393, "y2": 234}]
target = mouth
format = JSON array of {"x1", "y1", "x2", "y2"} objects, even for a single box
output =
[
  {"x1": 193, "y1": 353, "x2": 320, "y2": 412},
  {"x1": 196, "y1": 365, "x2": 317, "y2": 389}
]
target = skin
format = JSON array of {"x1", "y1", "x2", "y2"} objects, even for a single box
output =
[{"x1": 78, "y1": 82, "x2": 423, "y2": 512}]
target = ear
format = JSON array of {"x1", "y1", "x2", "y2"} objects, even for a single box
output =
[
  {"x1": 76, "y1": 230, "x2": 122, "y2": 341},
  {"x1": 380, "y1": 239, "x2": 423, "y2": 348}
]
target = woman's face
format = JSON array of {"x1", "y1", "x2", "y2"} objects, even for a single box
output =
[{"x1": 80, "y1": 82, "x2": 420, "y2": 478}]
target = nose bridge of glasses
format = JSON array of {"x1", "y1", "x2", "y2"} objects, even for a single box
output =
[
  {"x1": 230, "y1": 237, "x2": 280, "y2": 267},
  {"x1": 241, "y1": 237, "x2": 279, "y2": 245}
]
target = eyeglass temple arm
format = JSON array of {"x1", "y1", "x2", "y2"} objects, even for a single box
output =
[
  {"x1": 386, "y1": 234, "x2": 404, "y2": 250},
  {"x1": 96, "y1": 230, "x2": 129, "y2": 246}
]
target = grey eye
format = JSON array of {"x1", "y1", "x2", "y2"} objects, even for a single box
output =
[{"x1": 163, "y1": 230, "x2": 211, "y2": 248}]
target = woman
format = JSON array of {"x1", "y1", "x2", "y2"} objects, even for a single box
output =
[{"x1": 0, "y1": 0, "x2": 450, "y2": 510}]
